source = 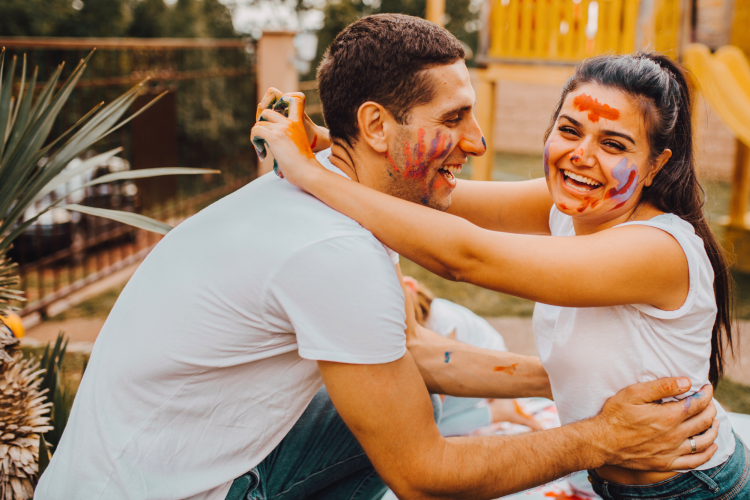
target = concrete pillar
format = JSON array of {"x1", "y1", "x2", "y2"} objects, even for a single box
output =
[{"x1": 256, "y1": 30, "x2": 299, "y2": 176}]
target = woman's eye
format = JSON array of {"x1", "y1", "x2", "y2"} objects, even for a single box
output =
[
  {"x1": 558, "y1": 126, "x2": 579, "y2": 136},
  {"x1": 603, "y1": 140, "x2": 625, "y2": 151},
  {"x1": 446, "y1": 117, "x2": 461, "y2": 125}
]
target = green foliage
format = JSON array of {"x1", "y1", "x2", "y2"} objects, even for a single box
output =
[
  {"x1": 304, "y1": 0, "x2": 482, "y2": 80},
  {"x1": 38, "y1": 333, "x2": 72, "y2": 448},
  {"x1": 0, "y1": 0, "x2": 132, "y2": 38},
  {"x1": 0, "y1": 0, "x2": 237, "y2": 39}
]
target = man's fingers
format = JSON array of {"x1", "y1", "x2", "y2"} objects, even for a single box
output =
[
  {"x1": 679, "y1": 419, "x2": 720, "y2": 456},
  {"x1": 622, "y1": 377, "x2": 693, "y2": 404},
  {"x1": 257, "y1": 87, "x2": 284, "y2": 120},
  {"x1": 670, "y1": 443, "x2": 718, "y2": 471}
]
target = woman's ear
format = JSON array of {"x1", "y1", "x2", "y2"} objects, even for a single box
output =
[
  {"x1": 645, "y1": 149, "x2": 672, "y2": 187},
  {"x1": 356, "y1": 102, "x2": 392, "y2": 154}
]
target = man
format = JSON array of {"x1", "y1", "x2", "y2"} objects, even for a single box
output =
[{"x1": 37, "y1": 14, "x2": 718, "y2": 500}]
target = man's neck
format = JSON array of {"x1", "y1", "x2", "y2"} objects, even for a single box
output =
[{"x1": 329, "y1": 143, "x2": 360, "y2": 183}]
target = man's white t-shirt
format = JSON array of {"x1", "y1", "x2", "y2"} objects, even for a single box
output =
[{"x1": 36, "y1": 149, "x2": 407, "y2": 500}]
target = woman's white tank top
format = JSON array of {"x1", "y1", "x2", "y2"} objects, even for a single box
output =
[{"x1": 533, "y1": 207, "x2": 734, "y2": 470}]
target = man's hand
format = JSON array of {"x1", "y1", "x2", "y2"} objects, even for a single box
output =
[{"x1": 591, "y1": 377, "x2": 718, "y2": 471}]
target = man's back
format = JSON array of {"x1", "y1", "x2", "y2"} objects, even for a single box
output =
[{"x1": 36, "y1": 159, "x2": 407, "y2": 500}]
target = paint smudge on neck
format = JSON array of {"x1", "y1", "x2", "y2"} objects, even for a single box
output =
[
  {"x1": 543, "y1": 141, "x2": 550, "y2": 179},
  {"x1": 573, "y1": 94, "x2": 620, "y2": 123},
  {"x1": 604, "y1": 158, "x2": 638, "y2": 209},
  {"x1": 493, "y1": 363, "x2": 518, "y2": 375},
  {"x1": 444, "y1": 351, "x2": 453, "y2": 363}
]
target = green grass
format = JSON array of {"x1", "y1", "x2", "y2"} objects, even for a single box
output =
[
  {"x1": 50, "y1": 282, "x2": 127, "y2": 321},
  {"x1": 715, "y1": 378, "x2": 750, "y2": 414}
]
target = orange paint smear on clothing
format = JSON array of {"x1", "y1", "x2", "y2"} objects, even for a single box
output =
[
  {"x1": 494, "y1": 363, "x2": 518, "y2": 375},
  {"x1": 514, "y1": 400, "x2": 533, "y2": 419},
  {"x1": 544, "y1": 493, "x2": 588, "y2": 500},
  {"x1": 573, "y1": 94, "x2": 620, "y2": 123}
]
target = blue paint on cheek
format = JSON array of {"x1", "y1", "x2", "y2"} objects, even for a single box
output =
[
  {"x1": 608, "y1": 158, "x2": 639, "y2": 205},
  {"x1": 444, "y1": 351, "x2": 452, "y2": 363},
  {"x1": 543, "y1": 141, "x2": 550, "y2": 178},
  {"x1": 482, "y1": 136, "x2": 486, "y2": 150}
]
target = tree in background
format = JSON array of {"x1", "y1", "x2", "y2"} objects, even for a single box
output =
[
  {"x1": 0, "y1": 0, "x2": 237, "y2": 39},
  {"x1": 305, "y1": 0, "x2": 482, "y2": 81}
]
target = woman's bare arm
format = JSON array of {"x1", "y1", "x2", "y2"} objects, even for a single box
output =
[
  {"x1": 251, "y1": 95, "x2": 688, "y2": 310},
  {"x1": 447, "y1": 178, "x2": 554, "y2": 234}
]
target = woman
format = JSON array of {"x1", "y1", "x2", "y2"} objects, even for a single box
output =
[{"x1": 253, "y1": 52, "x2": 748, "y2": 498}]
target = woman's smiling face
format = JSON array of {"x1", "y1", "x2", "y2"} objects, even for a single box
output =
[{"x1": 544, "y1": 83, "x2": 668, "y2": 223}]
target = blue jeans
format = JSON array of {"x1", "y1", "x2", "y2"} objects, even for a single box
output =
[
  {"x1": 226, "y1": 387, "x2": 442, "y2": 500},
  {"x1": 588, "y1": 433, "x2": 750, "y2": 499}
]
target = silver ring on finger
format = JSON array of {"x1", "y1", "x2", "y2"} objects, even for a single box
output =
[{"x1": 689, "y1": 437, "x2": 697, "y2": 454}]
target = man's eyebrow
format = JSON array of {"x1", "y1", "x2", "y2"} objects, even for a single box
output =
[
  {"x1": 438, "y1": 105, "x2": 472, "y2": 120},
  {"x1": 559, "y1": 113, "x2": 635, "y2": 145}
]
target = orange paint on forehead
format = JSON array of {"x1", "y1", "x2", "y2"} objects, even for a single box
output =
[{"x1": 573, "y1": 94, "x2": 620, "y2": 122}]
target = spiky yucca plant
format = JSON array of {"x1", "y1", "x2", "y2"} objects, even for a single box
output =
[
  {"x1": 0, "y1": 322, "x2": 51, "y2": 500},
  {"x1": 0, "y1": 47, "x2": 218, "y2": 494}
]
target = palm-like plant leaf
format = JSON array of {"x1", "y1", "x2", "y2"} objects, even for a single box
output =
[{"x1": 0, "y1": 48, "x2": 218, "y2": 259}]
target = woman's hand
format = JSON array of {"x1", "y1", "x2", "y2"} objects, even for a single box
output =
[
  {"x1": 251, "y1": 92, "x2": 327, "y2": 183},
  {"x1": 255, "y1": 88, "x2": 331, "y2": 157}
]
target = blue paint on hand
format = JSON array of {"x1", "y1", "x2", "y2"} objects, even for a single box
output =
[{"x1": 444, "y1": 351, "x2": 452, "y2": 363}]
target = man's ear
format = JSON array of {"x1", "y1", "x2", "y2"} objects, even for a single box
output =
[
  {"x1": 645, "y1": 149, "x2": 672, "y2": 187},
  {"x1": 356, "y1": 102, "x2": 393, "y2": 154}
]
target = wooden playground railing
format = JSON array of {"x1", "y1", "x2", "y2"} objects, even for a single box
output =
[{"x1": 487, "y1": 0, "x2": 681, "y2": 63}]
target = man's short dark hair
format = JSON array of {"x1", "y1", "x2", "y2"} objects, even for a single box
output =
[{"x1": 317, "y1": 14, "x2": 465, "y2": 147}]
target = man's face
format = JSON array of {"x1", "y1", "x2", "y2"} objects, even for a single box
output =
[{"x1": 383, "y1": 61, "x2": 486, "y2": 211}]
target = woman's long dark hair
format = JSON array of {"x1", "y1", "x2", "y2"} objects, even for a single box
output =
[{"x1": 544, "y1": 52, "x2": 734, "y2": 387}]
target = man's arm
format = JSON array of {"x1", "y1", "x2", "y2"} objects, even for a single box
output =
[
  {"x1": 319, "y1": 356, "x2": 718, "y2": 500},
  {"x1": 396, "y1": 263, "x2": 551, "y2": 399}
]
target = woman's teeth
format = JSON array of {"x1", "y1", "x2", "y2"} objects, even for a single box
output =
[{"x1": 562, "y1": 169, "x2": 601, "y2": 192}]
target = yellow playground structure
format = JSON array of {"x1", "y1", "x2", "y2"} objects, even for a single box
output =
[
  {"x1": 684, "y1": 44, "x2": 750, "y2": 271},
  {"x1": 466, "y1": 0, "x2": 750, "y2": 269}
]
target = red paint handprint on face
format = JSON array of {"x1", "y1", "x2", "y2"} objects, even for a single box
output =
[{"x1": 391, "y1": 128, "x2": 453, "y2": 179}]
